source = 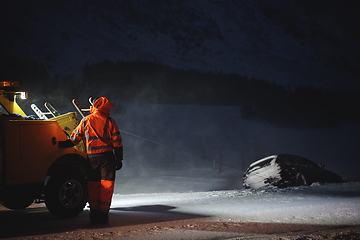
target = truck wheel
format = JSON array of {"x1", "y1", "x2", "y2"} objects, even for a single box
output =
[
  {"x1": 45, "y1": 173, "x2": 87, "y2": 218},
  {"x1": 0, "y1": 196, "x2": 34, "y2": 210}
]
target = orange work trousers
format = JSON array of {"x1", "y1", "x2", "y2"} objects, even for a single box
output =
[{"x1": 87, "y1": 151, "x2": 116, "y2": 213}]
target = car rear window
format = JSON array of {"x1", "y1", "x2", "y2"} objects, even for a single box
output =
[{"x1": 277, "y1": 155, "x2": 319, "y2": 168}]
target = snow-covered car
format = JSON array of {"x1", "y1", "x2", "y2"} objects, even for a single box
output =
[{"x1": 242, "y1": 154, "x2": 343, "y2": 189}]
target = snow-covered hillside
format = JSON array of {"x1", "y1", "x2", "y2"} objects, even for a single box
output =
[
  {"x1": 2, "y1": 1, "x2": 359, "y2": 191},
  {"x1": 2, "y1": 0, "x2": 360, "y2": 92}
]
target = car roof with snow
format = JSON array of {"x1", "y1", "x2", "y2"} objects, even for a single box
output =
[{"x1": 248, "y1": 155, "x2": 278, "y2": 168}]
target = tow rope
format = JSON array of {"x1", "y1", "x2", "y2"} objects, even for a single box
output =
[{"x1": 120, "y1": 129, "x2": 243, "y2": 172}]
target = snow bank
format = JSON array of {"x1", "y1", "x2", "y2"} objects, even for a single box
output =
[{"x1": 113, "y1": 182, "x2": 360, "y2": 226}]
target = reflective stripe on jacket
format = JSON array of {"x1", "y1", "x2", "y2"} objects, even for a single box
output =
[{"x1": 70, "y1": 109, "x2": 122, "y2": 155}]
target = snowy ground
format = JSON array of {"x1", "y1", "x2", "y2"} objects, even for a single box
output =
[{"x1": 1, "y1": 181, "x2": 360, "y2": 240}]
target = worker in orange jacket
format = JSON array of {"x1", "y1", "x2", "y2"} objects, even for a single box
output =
[{"x1": 61, "y1": 97, "x2": 123, "y2": 224}]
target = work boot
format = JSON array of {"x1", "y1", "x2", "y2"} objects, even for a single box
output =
[
  {"x1": 89, "y1": 210, "x2": 100, "y2": 224},
  {"x1": 98, "y1": 212, "x2": 109, "y2": 224}
]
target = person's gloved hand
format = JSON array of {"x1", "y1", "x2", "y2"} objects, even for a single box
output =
[
  {"x1": 115, "y1": 159, "x2": 123, "y2": 170},
  {"x1": 58, "y1": 139, "x2": 75, "y2": 148}
]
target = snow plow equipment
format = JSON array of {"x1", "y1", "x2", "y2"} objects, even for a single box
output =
[
  {"x1": 0, "y1": 81, "x2": 88, "y2": 218},
  {"x1": 72, "y1": 97, "x2": 94, "y2": 119}
]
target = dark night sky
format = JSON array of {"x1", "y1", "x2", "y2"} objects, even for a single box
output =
[{"x1": 1, "y1": 0, "x2": 360, "y2": 93}]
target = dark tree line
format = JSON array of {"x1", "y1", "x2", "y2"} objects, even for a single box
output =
[
  {"x1": 81, "y1": 60, "x2": 359, "y2": 128},
  {"x1": 3, "y1": 56, "x2": 359, "y2": 129}
]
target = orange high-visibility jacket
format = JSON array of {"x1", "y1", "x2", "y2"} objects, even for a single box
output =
[{"x1": 70, "y1": 97, "x2": 123, "y2": 156}]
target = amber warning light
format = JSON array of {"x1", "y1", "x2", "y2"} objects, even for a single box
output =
[
  {"x1": 0, "y1": 81, "x2": 28, "y2": 99},
  {"x1": 0, "y1": 81, "x2": 20, "y2": 88}
]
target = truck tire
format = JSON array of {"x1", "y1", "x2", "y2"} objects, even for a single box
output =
[
  {"x1": 0, "y1": 196, "x2": 34, "y2": 210},
  {"x1": 45, "y1": 172, "x2": 87, "y2": 218}
]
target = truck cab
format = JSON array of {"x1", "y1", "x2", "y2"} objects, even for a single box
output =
[{"x1": 0, "y1": 81, "x2": 89, "y2": 218}]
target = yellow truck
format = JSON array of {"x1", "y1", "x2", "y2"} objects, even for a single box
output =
[{"x1": 0, "y1": 81, "x2": 89, "y2": 218}]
